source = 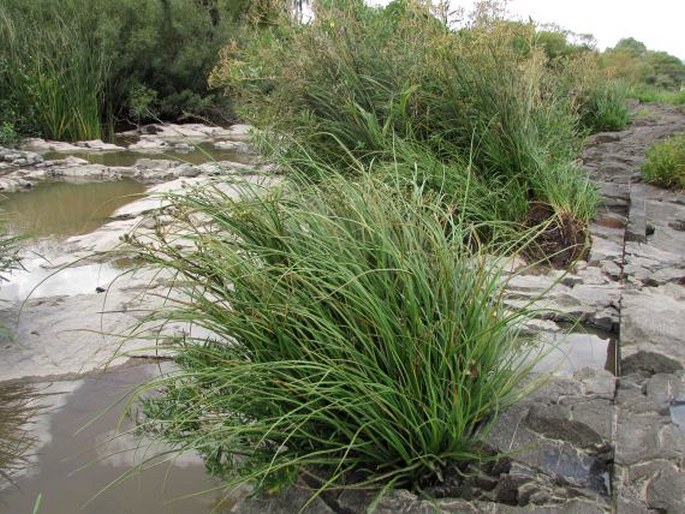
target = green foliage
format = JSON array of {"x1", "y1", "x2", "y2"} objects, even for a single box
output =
[
  {"x1": 131, "y1": 172, "x2": 540, "y2": 497},
  {"x1": 100, "y1": 0, "x2": 241, "y2": 125},
  {"x1": 0, "y1": 0, "x2": 249, "y2": 141},
  {"x1": 601, "y1": 37, "x2": 685, "y2": 94},
  {"x1": 613, "y1": 37, "x2": 647, "y2": 58},
  {"x1": 0, "y1": 121, "x2": 20, "y2": 147},
  {"x1": 576, "y1": 80, "x2": 630, "y2": 133},
  {"x1": 626, "y1": 85, "x2": 685, "y2": 106},
  {"x1": 212, "y1": 1, "x2": 598, "y2": 229},
  {"x1": 0, "y1": 0, "x2": 107, "y2": 140},
  {"x1": 641, "y1": 135, "x2": 685, "y2": 189}
]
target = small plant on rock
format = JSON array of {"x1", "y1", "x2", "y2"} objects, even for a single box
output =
[{"x1": 641, "y1": 134, "x2": 685, "y2": 189}]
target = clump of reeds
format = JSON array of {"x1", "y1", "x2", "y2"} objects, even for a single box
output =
[{"x1": 129, "y1": 171, "x2": 541, "y2": 500}]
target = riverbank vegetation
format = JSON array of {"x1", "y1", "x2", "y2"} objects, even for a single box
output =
[
  {"x1": 211, "y1": 1, "x2": 611, "y2": 262},
  {"x1": 126, "y1": 0, "x2": 615, "y2": 503},
  {"x1": 601, "y1": 37, "x2": 685, "y2": 100},
  {"x1": 4, "y1": 0, "x2": 679, "y2": 505},
  {"x1": 131, "y1": 173, "x2": 541, "y2": 497},
  {"x1": 641, "y1": 135, "x2": 685, "y2": 189},
  {"x1": 0, "y1": 0, "x2": 255, "y2": 141}
]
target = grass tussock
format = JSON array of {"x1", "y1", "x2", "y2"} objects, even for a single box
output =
[
  {"x1": 0, "y1": 0, "x2": 107, "y2": 141},
  {"x1": 641, "y1": 134, "x2": 685, "y2": 189},
  {"x1": 129, "y1": 173, "x2": 541, "y2": 498}
]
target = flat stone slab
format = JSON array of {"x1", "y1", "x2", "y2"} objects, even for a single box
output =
[{"x1": 621, "y1": 285, "x2": 685, "y2": 370}]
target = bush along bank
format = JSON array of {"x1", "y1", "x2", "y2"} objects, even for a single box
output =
[
  {"x1": 208, "y1": 0, "x2": 629, "y2": 264},
  {"x1": 641, "y1": 134, "x2": 685, "y2": 189},
  {"x1": 129, "y1": 172, "x2": 543, "y2": 503}
]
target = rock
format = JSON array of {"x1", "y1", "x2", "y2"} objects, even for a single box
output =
[
  {"x1": 614, "y1": 412, "x2": 684, "y2": 466},
  {"x1": 129, "y1": 139, "x2": 168, "y2": 151},
  {"x1": 214, "y1": 140, "x2": 243, "y2": 151},
  {"x1": 574, "y1": 368, "x2": 615, "y2": 399},
  {"x1": 589, "y1": 133, "x2": 622, "y2": 144},
  {"x1": 587, "y1": 237, "x2": 623, "y2": 265},
  {"x1": 228, "y1": 485, "x2": 336, "y2": 514},
  {"x1": 75, "y1": 139, "x2": 123, "y2": 151},
  {"x1": 173, "y1": 142, "x2": 193, "y2": 152},
  {"x1": 622, "y1": 351, "x2": 683, "y2": 376},
  {"x1": 622, "y1": 286, "x2": 685, "y2": 364},
  {"x1": 134, "y1": 158, "x2": 183, "y2": 170},
  {"x1": 646, "y1": 466, "x2": 685, "y2": 513},
  {"x1": 525, "y1": 405, "x2": 607, "y2": 453}
]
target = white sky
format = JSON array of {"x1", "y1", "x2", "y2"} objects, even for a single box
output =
[{"x1": 366, "y1": 0, "x2": 685, "y2": 58}]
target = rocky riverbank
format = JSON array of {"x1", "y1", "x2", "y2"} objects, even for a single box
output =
[
  {"x1": 226, "y1": 104, "x2": 685, "y2": 513},
  {"x1": 1, "y1": 105, "x2": 684, "y2": 512},
  {"x1": 0, "y1": 123, "x2": 274, "y2": 382}
]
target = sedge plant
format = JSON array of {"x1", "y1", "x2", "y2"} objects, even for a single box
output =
[
  {"x1": 641, "y1": 134, "x2": 685, "y2": 189},
  {"x1": 127, "y1": 171, "x2": 542, "y2": 502}
]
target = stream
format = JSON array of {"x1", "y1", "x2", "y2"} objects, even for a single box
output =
[{"x1": 0, "y1": 141, "x2": 246, "y2": 512}]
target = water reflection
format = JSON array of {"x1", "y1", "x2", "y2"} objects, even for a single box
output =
[
  {"x1": 0, "y1": 383, "x2": 38, "y2": 489},
  {"x1": 0, "y1": 364, "x2": 221, "y2": 513},
  {"x1": 534, "y1": 331, "x2": 614, "y2": 376},
  {"x1": 0, "y1": 259, "x2": 123, "y2": 302}
]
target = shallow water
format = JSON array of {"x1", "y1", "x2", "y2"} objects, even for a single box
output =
[
  {"x1": 44, "y1": 142, "x2": 253, "y2": 168},
  {"x1": 0, "y1": 180, "x2": 145, "y2": 239},
  {"x1": 534, "y1": 331, "x2": 615, "y2": 377},
  {"x1": 0, "y1": 364, "x2": 224, "y2": 513}
]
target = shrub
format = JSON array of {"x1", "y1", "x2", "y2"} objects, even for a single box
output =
[
  {"x1": 130, "y1": 173, "x2": 540, "y2": 498},
  {"x1": 99, "y1": 0, "x2": 242, "y2": 126},
  {"x1": 211, "y1": 2, "x2": 598, "y2": 242},
  {"x1": 0, "y1": 121, "x2": 19, "y2": 147},
  {"x1": 641, "y1": 135, "x2": 685, "y2": 189}
]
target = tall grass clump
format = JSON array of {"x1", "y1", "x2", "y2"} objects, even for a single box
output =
[
  {"x1": 577, "y1": 80, "x2": 629, "y2": 133},
  {"x1": 211, "y1": 0, "x2": 598, "y2": 263},
  {"x1": 641, "y1": 134, "x2": 685, "y2": 189},
  {"x1": 555, "y1": 53, "x2": 629, "y2": 133},
  {"x1": 128, "y1": 172, "x2": 540, "y2": 497},
  {"x1": 0, "y1": 0, "x2": 107, "y2": 141}
]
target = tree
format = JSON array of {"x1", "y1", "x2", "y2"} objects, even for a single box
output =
[{"x1": 613, "y1": 37, "x2": 647, "y2": 57}]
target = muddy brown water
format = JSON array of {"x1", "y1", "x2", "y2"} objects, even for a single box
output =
[
  {"x1": 0, "y1": 364, "x2": 224, "y2": 513},
  {"x1": 0, "y1": 180, "x2": 146, "y2": 239},
  {"x1": 43, "y1": 143, "x2": 253, "y2": 168}
]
